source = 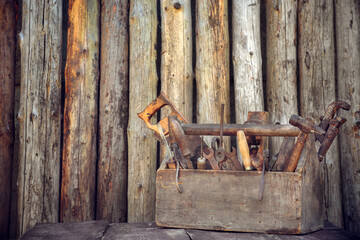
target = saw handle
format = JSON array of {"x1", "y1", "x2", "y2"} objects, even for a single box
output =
[{"x1": 137, "y1": 91, "x2": 188, "y2": 136}]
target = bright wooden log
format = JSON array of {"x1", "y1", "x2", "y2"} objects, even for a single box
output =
[
  {"x1": 128, "y1": 0, "x2": 158, "y2": 222},
  {"x1": 265, "y1": 0, "x2": 298, "y2": 156},
  {"x1": 335, "y1": 0, "x2": 360, "y2": 234},
  {"x1": 232, "y1": 0, "x2": 264, "y2": 124},
  {"x1": 160, "y1": 0, "x2": 193, "y2": 120},
  {"x1": 97, "y1": 0, "x2": 128, "y2": 223},
  {"x1": 0, "y1": 1, "x2": 15, "y2": 238},
  {"x1": 61, "y1": 0, "x2": 99, "y2": 222},
  {"x1": 17, "y1": 0, "x2": 62, "y2": 235},
  {"x1": 298, "y1": 0, "x2": 342, "y2": 227},
  {"x1": 196, "y1": 0, "x2": 230, "y2": 150}
]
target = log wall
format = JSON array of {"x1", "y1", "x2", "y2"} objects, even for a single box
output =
[
  {"x1": 0, "y1": 1, "x2": 15, "y2": 239},
  {"x1": 2, "y1": 0, "x2": 360, "y2": 237}
]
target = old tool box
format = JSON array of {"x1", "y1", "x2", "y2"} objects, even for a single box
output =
[{"x1": 155, "y1": 135, "x2": 324, "y2": 234}]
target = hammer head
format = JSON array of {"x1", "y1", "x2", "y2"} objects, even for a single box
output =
[{"x1": 289, "y1": 115, "x2": 326, "y2": 135}]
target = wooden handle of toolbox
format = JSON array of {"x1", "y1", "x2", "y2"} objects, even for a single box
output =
[{"x1": 237, "y1": 130, "x2": 253, "y2": 170}]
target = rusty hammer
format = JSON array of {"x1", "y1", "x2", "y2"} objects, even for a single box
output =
[
  {"x1": 316, "y1": 100, "x2": 350, "y2": 142},
  {"x1": 317, "y1": 116, "x2": 347, "y2": 162},
  {"x1": 284, "y1": 115, "x2": 326, "y2": 172}
]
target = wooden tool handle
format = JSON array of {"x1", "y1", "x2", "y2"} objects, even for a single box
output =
[
  {"x1": 137, "y1": 91, "x2": 188, "y2": 136},
  {"x1": 237, "y1": 130, "x2": 252, "y2": 170},
  {"x1": 284, "y1": 132, "x2": 308, "y2": 172}
]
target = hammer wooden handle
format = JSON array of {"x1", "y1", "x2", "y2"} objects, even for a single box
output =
[
  {"x1": 237, "y1": 130, "x2": 252, "y2": 170},
  {"x1": 284, "y1": 132, "x2": 308, "y2": 172}
]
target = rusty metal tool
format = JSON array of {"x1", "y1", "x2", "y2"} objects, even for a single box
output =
[
  {"x1": 168, "y1": 115, "x2": 194, "y2": 169},
  {"x1": 203, "y1": 148, "x2": 220, "y2": 170},
  {"x1": 181, "y1": 123, "x2": 301, "y2": 136},
  {"x1": 225, "y1": 147, "x2": 243, "y2": 170},
  {"x1": 215, "y1": 104, "x2": 227, "y2": 168},
  {"x1": 316, "y1": 100, "x2": 350, "y2": 142},
  {"x1": 317, "y1": 116, "x2": 347, "y2": 162},
  {"x1": 284, "y1": 115, "x2": 326, "y2": 172}
]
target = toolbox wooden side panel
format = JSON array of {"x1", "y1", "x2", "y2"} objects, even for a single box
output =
[
  {"x1": 156, "y1": 170, "x2": 303, "y2": 233},
  {"x1": 301, "y1": 135, "x2": 324, "y2": 232}
]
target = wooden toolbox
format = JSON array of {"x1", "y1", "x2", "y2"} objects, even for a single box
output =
[{"x1": 155, "y1": 135, "x2": 324, "y2": 234}]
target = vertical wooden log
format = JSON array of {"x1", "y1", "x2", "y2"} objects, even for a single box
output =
[
  {"x1": 0, "y1": 1, "x2": 15, "y2": 238},
  {"x1": 61, "y1": 0, "x2": 99, "y2": 222},
  {"x1": 196, "y1": 0, "x2": 230, "y2": 148},
  {"x1": 335, "y1": 0, "x2": 360, "y2": 234},
  {"x1": 298, "y1": 0, "x2": 342, "y2": 227},
  {"x1": 128, "y1": 0, "x2": 158, "y2": 222},
  {"x1": 160, "y1": 0, "x2": 193, "y2": 120},
  {"x1": 265, "y1": 0, "x2": 298, "y2": 155},
  {"x1": 97, "y1": 0, "x2": 129, "y2": 223},
  {"x1": 232, "y1": 0, "x2": 264, "y2": 124},
  {"x1": 17, "y1": 0, "x2": 62, "y2": 235}
]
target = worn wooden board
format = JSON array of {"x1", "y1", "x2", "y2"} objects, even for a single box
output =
[
  {"x1": 0, "y1": 1, "x2": 15, "y2": 238},
  {"x1": 103, "y1": 222, "x2": 189, "y2": 240},
  {"x1": 128, "y1": 0, "x2": 158, "y2": 223},
  {"x1": 195, "y1": 0, "x2": 230, "y2": 151},
  {"x1": 20, "y1": 220, "x2": 108, "y2": 240},
  {"x1": 61, "y1": 0, "x2": 99, "y2": 222},
  {"x1": 97, "y1": 0, "x2": 128, "y2": 223},
  {"x1": 298, "y1": 0, "x2": 342, "y2": 228},
  {"x1": 265, "y1": 0, "x2": 298, "y2": 157},
  {"x1": 335, "y1": 0, "x2": 360, "y2": 234},
  {"x1": 156, "y1": 135, "x2": 323, "y2": 234},
  {"x1": 232, "y1": 0, "x2": 264, "y2": 124},
  {"x1": 160, "y1": 0, "x2": 193, "y2": 121},
  {"x1": 17, "y1": 0, "x2": 62, "y2": 235}
]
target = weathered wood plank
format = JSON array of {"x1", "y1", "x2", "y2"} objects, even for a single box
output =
[
  {"x1": 97, "y1": 0, "x2": 128, "y2": 223},
  {"x1": 335, "y1": 0, "x2": 360, "y2": 234},
  {"x1": 103, "y1": 222, "x2": 189, "y2": 240},
  {"x1": 195, "y1": 0, "x2": 230, "y2": 150},
  {"x1": 298, "y1": 0, "x2": 342, "y2": 227},
  {"x1": 20, "y1": 220, "x2": 109, "y2": 240},
  {"x1": 265, "y1": 0, "x2": 298, "y2": 156},
  {"x1": 160, "y1": 0, "x2": 193, "y2": 120},
  {"x1": 17, "y1": 0, "x2": 62, "y2": 235},
  {"x1": 232, "y1": 0, "x2": 264, "y2": 124},
  {"x1": 0, "y1": 1, "x2": 15, "y2": 238},
  {"x1": 61, "y1": 0, "x2": 99, "y2": 222},
  {"x1": 128, "y1": 0, "x2": 158, "y2": 222}
]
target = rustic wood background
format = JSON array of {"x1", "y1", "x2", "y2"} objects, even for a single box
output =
[{"x1": 0, "y1": 0, "x2": 359, "y2": 238}]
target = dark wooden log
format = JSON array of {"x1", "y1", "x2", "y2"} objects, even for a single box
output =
[
  {"x1": 0, "y1": 1, "x2": 15, "y2": 238},
  {"x1": 17, "y1": 0, "x2": 62, "y2": 235},
  {"x1": 61, "y1": 0, "x2": 99, "y2": 222},
  {"x1": 335, "y1": 0, "x2": 360, "y2": 234},
  {"x1": 128, "y1": 0, "x2": 158, "y2": 222},
  {"x1": 97, "y1": 0, "x2": 128, "y2": 223}
]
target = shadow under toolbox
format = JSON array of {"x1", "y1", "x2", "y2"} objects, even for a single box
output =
[{"x1": 155, "y1": 135, "x2": 324, "y2": 234}]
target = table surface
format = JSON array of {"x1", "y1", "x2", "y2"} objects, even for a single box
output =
[{"x1": 19, "y1": 221, "x2": 359, "y2": 240}]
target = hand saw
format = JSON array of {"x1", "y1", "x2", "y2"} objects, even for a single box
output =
[{"x1": 137, "y1": 92, "x2": 211, "y2": 169}]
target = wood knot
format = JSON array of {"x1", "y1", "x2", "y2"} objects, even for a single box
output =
[{"x1": 174, "y1": 2, "x2": 181, "y2": 9}]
